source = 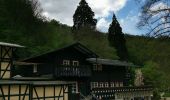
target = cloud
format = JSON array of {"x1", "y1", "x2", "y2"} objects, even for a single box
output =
[
  {"x1": 150, "y1": 2, "x2": 169, "y2": 12},
  {"x1": 39, "y1": 0, "x2": 128, "y2": 30},
  {"x1": 39, "y1": 0, "x2": 79, "y2": 25},
  {"x1": 87, "y1": 0, "x2": 127, "y2": 18},
  {"x1": 119, "y1": 12, "x2": 146, "y2": 35},
  {"x1": 97, "y1": 18, "x2": 110, "y2": 33}
]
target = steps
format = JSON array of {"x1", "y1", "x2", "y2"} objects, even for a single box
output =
[{"x1": 79, "y1": 92, "x2": 99, "y2": 100}]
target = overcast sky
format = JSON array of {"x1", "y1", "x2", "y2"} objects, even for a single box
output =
[{"x1": 38, "y1": 0, "x2": 147, "y2": 35}]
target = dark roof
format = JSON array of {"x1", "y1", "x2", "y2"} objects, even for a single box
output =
[
  {"x1": 0, "y1": 42, "x2": 24, "y2": 48},
  {"x1": 21, "y1": 42, "x2": 98, "y2": 63},
  {"x1": 0, "y1": 80, "x2": 73, "y2": 85},
  {"x1": 86, "y1": 58, "x2": 135, "y2": 67},
  {"x1": 12, "y1": 75, "x2": 53, "y2": 81}
]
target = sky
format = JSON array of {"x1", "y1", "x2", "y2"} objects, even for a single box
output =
[{"x1": 39, "y1": 0, "x2": 146, "y2": 35}]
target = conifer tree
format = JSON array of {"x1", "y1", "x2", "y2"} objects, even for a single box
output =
[
  {"x1": 73, "y1": 0, "x2": 97, "y2": 30},
  {"x1": 108, "y1": 13, "x2": 128, "y2": 61}
]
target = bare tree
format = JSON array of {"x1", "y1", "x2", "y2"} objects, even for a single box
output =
[
  {"x1": 31, "y1": 0, "x2": 43, "y2": 19},
  {"x1": 137, "y1": 0, "x2": 170, "y2": 37}
]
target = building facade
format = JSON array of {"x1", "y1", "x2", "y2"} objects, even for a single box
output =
[{"x1": 0, "y1": 42, "x2": 153, "y2": 100}]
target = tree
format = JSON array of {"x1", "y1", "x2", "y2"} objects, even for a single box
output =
[
  {"x1": 0, "y1": 0, "x2": 42, "y2": 36},
  {"x1": 137, "y1": 0, "x2": 170, "y2": 37},
  {"x1": 142, "y1": 61, "x2": 168, "y2": 100},
  {"x1": 108, "y1": 13, "x2": 128, "y2": 61},
  {"x1": 73, "y1": 0, "x2": 97, "y2": 30},
  {"x1": 142, "y1": 61, "x2": 168, "y2": 90}
]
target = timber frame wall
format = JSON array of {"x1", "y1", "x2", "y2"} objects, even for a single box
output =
[
  {"x1": 0, "y1": 84, "x2": 30, "y2": 100},
  {"x1": 0, "y1": 43, "x2": 75, "y2": 100},
  {"x1": 0, "y1": 81, "x2": 71, "y2": 100},
  {"x1": 0, "y1": 45, "x2": 14, "y2": 79}
]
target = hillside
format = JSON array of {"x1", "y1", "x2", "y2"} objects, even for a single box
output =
[
  {"x1": 126, "y1": 35, "x2": 170, "y2": 69},
  {"x1": 0, "y1": 0, "x2": 170, "y2": 89}
]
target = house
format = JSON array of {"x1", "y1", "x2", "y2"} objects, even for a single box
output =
[
  {"x1": 0, "y1": 42, "x2": 72, "y2": 100},
  {"x1": 0, "y1": 42, "x2": 153, "y2": 100}
]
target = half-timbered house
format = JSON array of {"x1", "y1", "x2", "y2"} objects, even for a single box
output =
[
  {"x1": 0, "y1": 42, "x2": 73, "y2": 100},
  {"x1": 15, "y1": 42, "x2": 153, "y2": 100},
  {"x1": 0, "y1": 42, "x2": 153, "y2": 100}
]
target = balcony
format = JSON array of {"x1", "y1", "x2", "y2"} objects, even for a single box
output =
[
  {"x1": 91, "y1": 86, "x2": 153, "y2": 99},
  {"x1": 54, "y1": 65, "x2": 91, "y2": 77}
]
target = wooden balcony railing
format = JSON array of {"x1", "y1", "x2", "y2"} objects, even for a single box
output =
[
  {"x1": 54, "y1": 65, "x2": 91, "y2": 77},
  {"x1": 91, "y1": 86, "x2": 153, "y2": 99}
]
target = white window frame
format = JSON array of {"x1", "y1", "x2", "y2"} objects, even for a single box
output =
[
  {"x1": 115, "y1": 82, "x2": 119, "y2": 87},
  {"x1": 120, "y1": 82, "x2": 123, "y2": 87},
  {"x1": 72, "y1": 83, "x2": 77, "y2": 93},
  {"x1": 33, "y1": 64, "x2": 37, "y2": 73},
  {"x1": 63, "y1": 60, "x2": 70, "y2": 66},
  {"x1": 93, "y1": 64, "x2": 102, "y2": 71},
  {"x1": 94, "y1": 82, "x2": 98, "y2": 88},
  {"x1": 104, "y1": 82, "x2": 109, "y2": 87},
  {"x1": 91, "y1": 82, "x2": 99, "y2": 89},
  {"x1": 110, "y1": 82, "x2": 115, "y2": 87},
  {"x1": 99, "y1": 82, "x2": 104, "y2": 88},
  {"x1": 73, "y1": 61, "x2": 79, "y2": 66}
]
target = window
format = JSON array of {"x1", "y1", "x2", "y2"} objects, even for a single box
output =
[
  {"x1": 110, "y1": 82, "x2": 115, "y2": 87},
  {"x1": 115, "y1": 82, "x2": 119, "y2": 87},
  {"x1": 98, "y1": 64, "x2": 102, "y2": 71},
  {"x1": 72, "y1": 83, "x2": 77, "y2": 93},
  {"x1": 90, "y1": 82, "x2": 94, "y2": 89},
  {"x1": 93, "y1": 64, "x2": 102, "y2": 71},
  {"x1": 73, "y1": 61, "x2": 79, "y2": 66},
  {"x1": 94, "y1": 82, "x2": 98, "y2": 88},
  {"x1": 91, "y1": 82, "x2": 98, "y2": 89},
  {"x1": 63, "y1": 60, "x2": 70, "y2": 66},
  {"x1": 33, "y1": 64, "x2": 37, "y2": 73},
  {"x1": 104, "y1": 82, "x2": 109, "y2": 87},
  {"x1": 120, "y1": 82, "x2": 123, "y2": 87},
  {"x1": 94, "y1": 82, "x2": 99, "y2": 88},
  {"x1": 93, "y1": 64, "x2": 98, "y2": 71},
  {"x1": 99, "y1": 82, "x2": 104, "y2": 88}
]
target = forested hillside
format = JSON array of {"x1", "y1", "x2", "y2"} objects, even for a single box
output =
[
  {"x1": 127, "y1": 35, "x2": 170, "y2": 69},
  {"x1": 0, "y1": 0, "x2": 170, "y2": 90}
]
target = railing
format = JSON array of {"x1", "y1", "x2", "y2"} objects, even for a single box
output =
[
  {"x1": 91, "y1": 86, "x2": 153, "y2": 99},
  {"x1": 54, "y1": 65, "x2": 91, "y2": 77}
]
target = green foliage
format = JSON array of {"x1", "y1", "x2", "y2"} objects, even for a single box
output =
[
  {"x1": 72, "y1": 27, "x2": 118, "y2": 59},
  {"x1": 141, "y1": 61, "x2": 169, "y2": 99},
  {"x1": 126, "y1": 35, "x2": 170, "y2": 84},
  {"x1": 0, "y1": 0, "x2": 74, "y2": 58},
  {"x1": 108, "y1": 13, "x2": 128, "y2": 61},
  {"x1": 128, "y1": 67, "x2": 136, "y2": 86},
  {"x1": 73, "y1": 0, "x2": 97, "y2": 30},
  {"x1": 163, "y1": 92, "x2": 170, "y2": 97},
  {"x1": 0, "y1": 0, "x2": 170, "y2": 92},
  {"x1": 142, "y1": 61, "x2": 166, "y2": 88},
  {"x1": 152, "y1": 89, "x2": 161, "y2": 100}
]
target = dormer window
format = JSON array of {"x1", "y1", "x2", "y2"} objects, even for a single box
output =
[
  {"x1": 73, "y1": 61, "x2": 79, "y2": 66},
  {"x1": 63, "y1": 60, "x2": 70, "y2": 66}
]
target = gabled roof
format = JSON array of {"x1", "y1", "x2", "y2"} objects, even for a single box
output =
[
  {"x1": 86, "y1": 58, "x2": 135, "y2": 67},
  {"x1": 21, "y1": 42, "x2": 98, "y2": 63},
  {"x1": 0, "y1": 42, "x2": 24, "y2": 48}
]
